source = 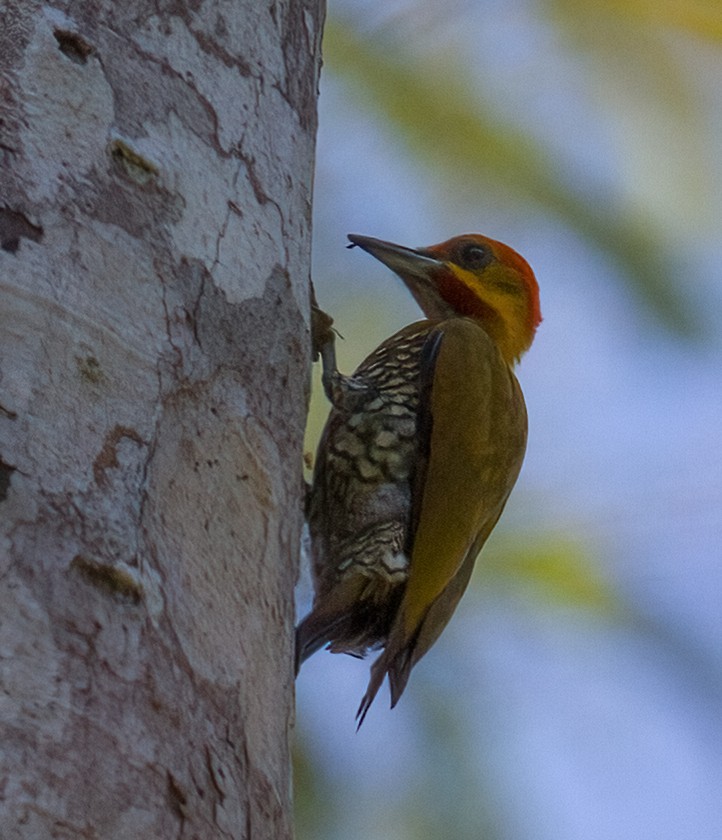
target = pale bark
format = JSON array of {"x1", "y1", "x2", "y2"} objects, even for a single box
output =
[{"x1": 0, "y1": 1, "x2": 323, "y2": 837}]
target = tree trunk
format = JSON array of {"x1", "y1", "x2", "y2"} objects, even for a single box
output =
[{"x1": 0, "y1": 1, "x2": 323, "y2": 836}]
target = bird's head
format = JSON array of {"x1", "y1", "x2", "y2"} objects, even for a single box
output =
[{"x1": 348, "y1": 233, "x2": 541, "y2": 364}]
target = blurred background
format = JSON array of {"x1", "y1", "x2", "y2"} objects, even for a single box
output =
[{"x1": 294, "y1": 1, "x2": 722, "y2": 838}]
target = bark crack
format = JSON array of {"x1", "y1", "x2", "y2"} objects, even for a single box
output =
[
  {"x1": 70, "y1": 554, "x2": 144, "y2": 605},
  {"x1": 53, "y1": 28, "x2": 95, "y2": 65},
  {"x1": 92, "y1": 425, "x2": 145, "y2": 486},
  {"x1": 0, "y1": 458, "x2": 16, "y2": 502},
  {"x1": 166, "y1": 770, "x2": 189, "y2": 837},
  {"x1": 135, "y1": 354, "x2": 167, "y2": 577},
  {"x1": 0, "y1": 207, "x2": 43, "y2": 253},
  {"x1": 210, "y1": 160, "x2": 245, "y2": 287}
]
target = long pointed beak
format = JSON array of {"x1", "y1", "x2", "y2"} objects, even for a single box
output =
[{"x1": 347, "y1": 234, "x2": 443, "y2": 280}]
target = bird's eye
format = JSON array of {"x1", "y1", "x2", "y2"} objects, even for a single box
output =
[{"x1": 460, "y1": 243, "x2": 492, "y2": 269}]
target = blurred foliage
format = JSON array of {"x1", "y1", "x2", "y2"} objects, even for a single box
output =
[
  {"x1": 550, "y1": 0, "x2": 722, "y2": 42},
  {"x1": 323, "y1": 14, "x2": 708, "y2": 335},
  {"x1": 296, "y1": 2, "x2": 722, "y2": 838},
  {"x1": 396, "y1": 698, "x2": 503, "y2": 840},
  {"x1": 475, "y1": 532, "x2": 621, "y2": 616},
  {"x1": 293, "y1": 733, "x2": 343, "y2": 840}
]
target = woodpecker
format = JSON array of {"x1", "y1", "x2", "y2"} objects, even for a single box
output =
[{"x1": 297, "y1": 233, "x2": 541, "y2": 725}]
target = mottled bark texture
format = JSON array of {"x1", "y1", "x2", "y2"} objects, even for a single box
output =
[{"x1": 0, "y1": 1, "x2": 323, "y2": 837}]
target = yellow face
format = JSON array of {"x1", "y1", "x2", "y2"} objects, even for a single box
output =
[
  {"x1": 347, "y1": 232, "x2": 541, "y2": 364},
  {"x1": 423, "y1": 235, "x2": 541, "y2": 364}
]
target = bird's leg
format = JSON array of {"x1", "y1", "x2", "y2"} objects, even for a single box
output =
[
  {"x1": 310, "y1": 285, "x2": 335, "y2": 362},
  {"x1": 311, "y1": 302, "x2": 341, "y2": 404},
  {"x1": 311, "y1": 288, "x2": 374, "y2": 413}
]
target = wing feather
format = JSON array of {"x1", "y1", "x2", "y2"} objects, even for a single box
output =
[{"x1": 358, "y1": 318, "x2": 527, "y2": 723}]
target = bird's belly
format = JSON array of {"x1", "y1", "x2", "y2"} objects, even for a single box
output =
[{"x1": 310, "y1": 396, "x2": 419, "y2": 590}]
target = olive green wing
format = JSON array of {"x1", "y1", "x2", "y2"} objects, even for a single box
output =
[{"x1": 357, "y1": 317, "x2": 527, "y2": 724}]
